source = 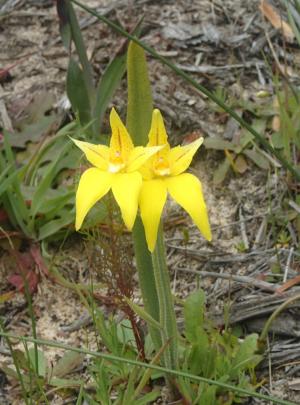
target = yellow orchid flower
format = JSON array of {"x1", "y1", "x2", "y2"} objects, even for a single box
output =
[
  {"x1": 139, "y1": 109, "x2": 212, "y2": 252},
  {"x1": 74, "y1": 108, "x2": 162, "y2": 231}
]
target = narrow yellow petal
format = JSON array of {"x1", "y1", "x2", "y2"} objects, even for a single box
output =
[
  {"x1": 72, "y1": 139, "x2": 109, "y2": 170},
  {"x1": 169, "y1": 137, "x2": 203, "y2": 176},
  {"x1": 147, "y1": 109, "x2": 170, "y2": 149},
  {"x1": 139, "y1": 179, "x2": 167, "y2": 252},
  {"x1": 109, "y1": 108, "x2": 134, "y2": 160},
  {"x1": 127, "y1": 145, "x2": 164, "y2": 172},
  {"x1": 111, "y1": 172, "x2": 142, "y2": 230},
  {"x1": 166, "y1": 173, "x2": 211, "y2": 241},
  {"x1": 75, "y1": 168, "x2": 112, "y2": 230}
]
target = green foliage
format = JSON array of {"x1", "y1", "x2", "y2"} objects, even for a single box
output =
[
  {"x1": 0, "y1": 343, "x2": 84, "y2": 403},
  {"x1": 274, "y1": 87, "x2": 300, "y2": 160},
  {"x1": 126, "y1": 41, "x2": 153, "y2": 146},
  {"x1": 79, "y1": 311, "x2": 160, "y2": 405},
  {"x1": 179, "y1": 290, "x2": 262, "y2": 404},
  {"x1": 66, "y1": 57, "x2": 92, "y2": 127},
  {"x1": 0, "y1": 118, "x2": 112, "y2": 241},
  {"x1": 0, "y1": 132, "x2": 74, "y2": 240},
  {"x1": 57, "y1": 0, "x2": 142, "y2": 140}
]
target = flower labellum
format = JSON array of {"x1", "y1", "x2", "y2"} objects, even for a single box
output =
[
  {"x1": 139, "y1": 109, "x2": 212, "y2": 251},
  {"x1": 73, "y1": 108, "x2": 162, "y2": 231}
]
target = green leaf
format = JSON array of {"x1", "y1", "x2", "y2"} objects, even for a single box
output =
[
  {"x1": 184, "y1": 289, "x2": 206, "y2": 343},
  {"x1": 243, "y1": 148, "x2": 270, "y2": 170},
  {"x1": 188, "y1": 335, "x2": 210, "y2": 375},
  {"x1": 94, "y1": 54, "x2": 126, "y2": 133},
  {"x1": 213, "y1": 157, "x2": 231, "y2": 185},
  {"x1": 271, "y1": 132, "x2": 284, "y2": 149},
  {"x1": 0, "y1": 166, "x2": 24, "y2": 197},
  {"x1": 10, "y1": 117, "x2": 58, "y2": 148},
  {"x1": 134, "y1": 390, "x2": 160, "y2": 405},
  {"x1": 116, "y1": 319, "x2": 137, "y2": 349},
  {"x1": 204, "y1": 137, "x2": 236, "y2": 151},
  {"x1": 0, "y1": 364, "x2": 29, "y2": 385},
  {"x1": 56, "y1": 0, "x2": 72, "y2": 49},
  {"x1": 67, "y1": 58, "x2": 92, "y2": 127},
  {"x1": 10, "y1": 349, "x2": 31, "y2": 372},
  {"x1": 198, "y1": 384, "x2": 217, "y2": 405},
  {"x1": 231, "y1": 334, "x2": 261, "y2": 375},
  {"x1": 58, "y1": 0, "x2": 95, "y2": 121},
  {"x1": 0, "y1": 136, "x2": 31, "y2": 236},
  {"x1": 30, "y1": 142, "x2": 71, "y2": 218},
  {"x1": 94, "y1": 362, "x2": 111, "y2": 405},
  {"x1": 80, "y1": 200, "x2": 108, "y2": 229},
  {"x1": 48, "y1": 377, "x2": 83, "y2": 387},
  {"x1": 124, "y1": 298, "x2": 162, "y2": 332},
  {"x1": 28, "y1": 348, "x2": 47, "y2": 377},
  {"x1": 126, "y1": 41, "x2": 153, "y2": 146},
  {"x1": 38, "y1": 214, "x2": 74, "y2": 240},
  {"x1": 37, "y1": 190, "x2": 74, "y2": 216},
  {"x1": 51, "y1": 350, "x2": 85, "y2": 378}
]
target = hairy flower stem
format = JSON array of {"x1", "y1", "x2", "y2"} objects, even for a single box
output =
[
  {"x1": 132, "y1": 218, "x2": 162, "y2": 350},
  {"x1": 151, "y1": 223, "x2": 178, "y2": 371}
]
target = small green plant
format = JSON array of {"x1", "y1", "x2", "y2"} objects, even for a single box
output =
[{"x1": 179, "y1": 290, "x2": 261, "y2": 404}]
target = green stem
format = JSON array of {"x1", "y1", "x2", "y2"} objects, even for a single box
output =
[
  {"x1": 126, "y1": 39, "x2": 162, "y2": 352},
  {"x1": 151, "y1": 223, "x2": 178, "y2": 370},
  {"x1": 71, "y1": 0, "x2": 300, "y2": 182},
  {"x1": 132, "y1": 217, "x2": 162, "y2": 350},
  {"x1": 0, "y1": 319, "x2": 29, "y2": 404},
  {"x1": 22, "y1": 274, "x2": 39, "y2": 377}
]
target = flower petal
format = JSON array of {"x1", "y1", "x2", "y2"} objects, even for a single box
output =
[
  {"x1": 166, "y1": 173, "x2": 211, "y2": 241},
  {"x1": 127, "y1": 145, "x2": 164, "y2": 172},
  {"x1": 76, "y1": 168, "x2": 112, "y2": 230},
  {"x1": 109, "y1": 108, "x2": 134, "y2": 160},
  {"x1": 111, "y1": 172, "x2": 142, "y2": 230},
  {"x1": 72, "y1": 139, "x2": 109, "y2": 170},
  {"x1": 139, "y1": 179, "x2": 167, "y2": 252},
  {"x1": 147, "y1": 109, "x2": 170, "y2": 150},
  {"x1": 169, "y1": 137, "x2": 203, "y2": 176}
]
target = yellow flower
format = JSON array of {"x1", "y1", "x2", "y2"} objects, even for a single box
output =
[
  {"x1": 74, "y1": 108, "x2": 162, "y2": 231},
  {"x1": 139, "y1": 109, "x2": 212, "y2": 252}
]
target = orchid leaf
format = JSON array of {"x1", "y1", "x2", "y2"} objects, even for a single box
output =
[
  {"x1": 127, "y1": 41, "x2": 153, "y2": 146},
  {"x1": 30, "y1": 142, "x2": 71, "y2": 218},
  {"x1": 37, "y1": 212, "x2": 74, "y2": 240},
  {"x1": 67, "y1": 58, "x2": 92, "y2": 128},
  {"x1": 56, "y1": 0, "x2": 71, "y2": 49},
  {"x1": 94, "y1": 53, "x2": 126, "y2": 133}
]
